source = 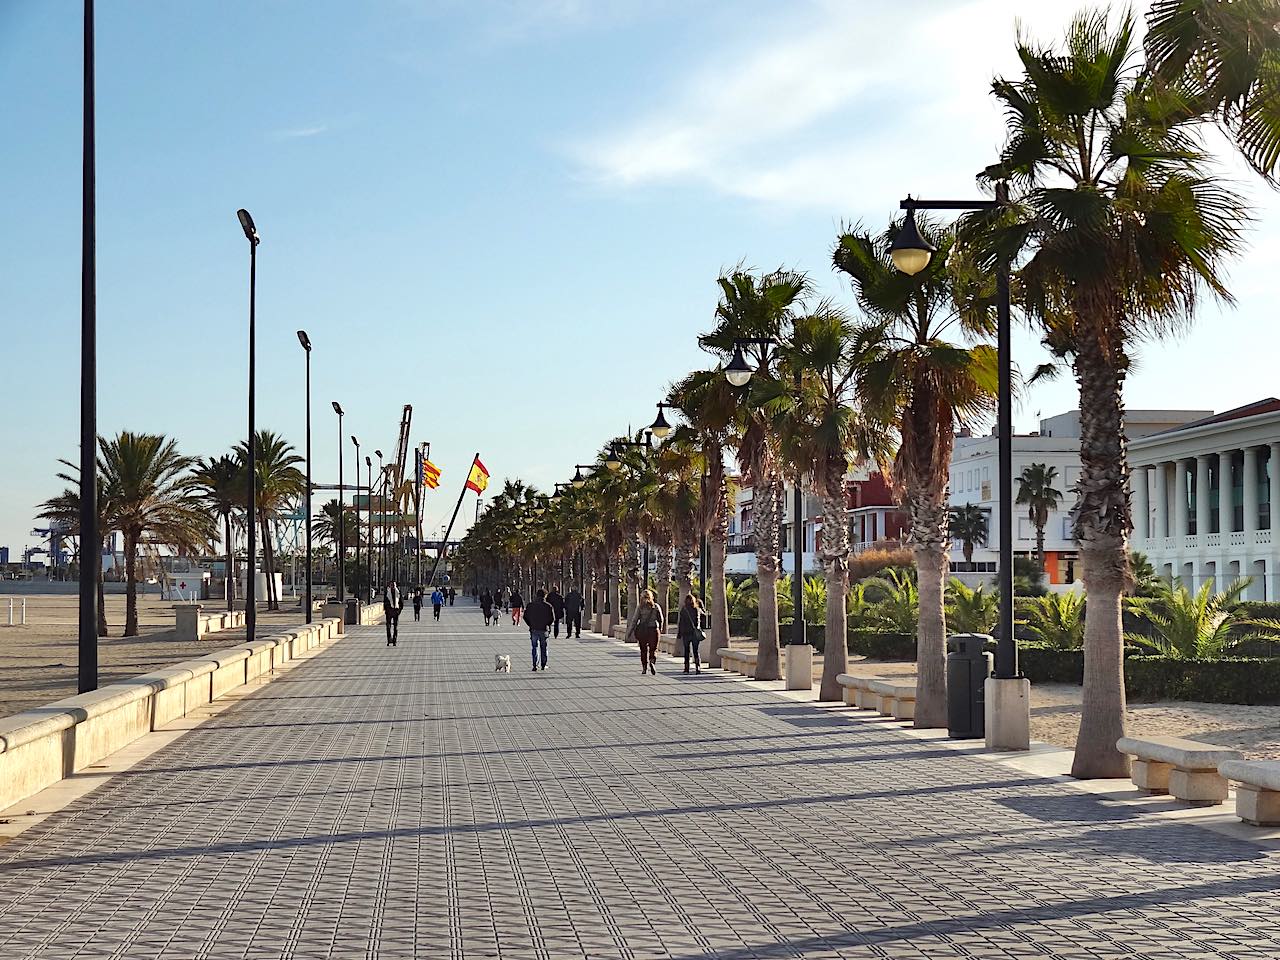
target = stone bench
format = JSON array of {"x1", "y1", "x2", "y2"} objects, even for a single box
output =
[
  {"x1": 1116, "y1": 736, "x2": 1242, "y2": 805},
  {"x1": 836, "y1": 674, "x2": 886, "y2": 710},
  {"x1": 867, "y1": 679, "x2": 917, "y2": 720},
  {"x1": 1218, "y1": 760, "x2": 1280, "y2": 826}
]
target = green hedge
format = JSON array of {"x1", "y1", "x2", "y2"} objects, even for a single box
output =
[
  {"x1": 728, "y1": 617, "x2": 752, "y2": 638},
  {"x1": 847, "y1": 630, "x2": 916, "y2": 660},
  {"x1": 1125, "y1": 656, "x2": 1280, "y2": 704}
]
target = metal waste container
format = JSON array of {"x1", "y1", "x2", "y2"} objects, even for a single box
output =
[
  {"x1": 947, "y1": 633, "x2": 993, "y2": 739},
  {"x1": 345, "y1": 598, "x2": 360, "y2": 626}
]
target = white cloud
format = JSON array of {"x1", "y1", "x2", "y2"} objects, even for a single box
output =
[
  {"x1": 273, "y1": 123, "x2": 329, "y2": 140},
  {"x1": 569, "y1": 0, "x2": 1086, "y2": 214}
]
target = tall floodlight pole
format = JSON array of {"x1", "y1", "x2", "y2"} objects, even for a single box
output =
[
  {"x1": 297, "y1": 331, "x2": 313, "y2": 623},
  {"x1": 333, "y1": 402, "x2": 345, "y2": 600},
  {"x1": 78, "y1": 0, "x2": 99, "y2": 693},
  {"x1": 891, "y1": 184, "x2": 1028, "y2": 749},
  {"x1": 237, "y1": 208, "x2": 260, "y2": 644}
]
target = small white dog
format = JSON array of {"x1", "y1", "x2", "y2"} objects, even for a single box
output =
[{"x1": 494, "y1": 655, "x2": 512, "y2": 673}]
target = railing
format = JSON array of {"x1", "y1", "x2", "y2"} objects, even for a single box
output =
[
  {"x1": 1205, "y1": 533, "x2": 1221, "y2": 548},
  {"x1": 1256, "y1": 530, "x2": 1273, "y2": 546},
  {"x1": 1229, "y1": 532, "x2": 1247, "y2": 547}
]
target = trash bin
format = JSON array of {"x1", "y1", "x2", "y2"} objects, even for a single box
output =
[
  {"x1": 947, "y1": 633, "x2": 994, "y2": 739},
  {"x1": 345, "y1": 598, "x2": 360, "y2": 626}
]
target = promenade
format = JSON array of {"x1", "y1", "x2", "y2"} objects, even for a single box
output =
[{"x1": 0, "y1": 605, "x2": 1277, "y2": 959}]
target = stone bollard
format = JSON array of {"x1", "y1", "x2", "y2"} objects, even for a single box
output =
[{"x1": 173, "y1": 603, "x2": 203, "y2": 642}]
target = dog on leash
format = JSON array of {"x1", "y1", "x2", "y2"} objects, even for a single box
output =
[{"x1": 494, "y1": 655, "x2": 512, "y2": 673}]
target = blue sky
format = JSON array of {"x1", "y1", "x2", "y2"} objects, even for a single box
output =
[{"x1": 2, "y1": 0, "x2": 1279, "y2": 557}]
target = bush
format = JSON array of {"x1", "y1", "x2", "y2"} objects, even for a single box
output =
[
  {"x1": 1124, "y1": 656, "x2": 1280, "y2": 704},
  {"x1": 728, "y1": 617, "x2": 752, "y2": 638},
  {"x1": 1018, "y1": 644, "x2": 1084, "y2": 683},
  {"x1": 849, "y1": 546, "x2": 914, "y2": 581},
  {"x1": 847, "y1": 630, "x2": 916, "y2": 660},
  {"x1": 779, "y1": 620, "x2": 825, "y2": 650}
]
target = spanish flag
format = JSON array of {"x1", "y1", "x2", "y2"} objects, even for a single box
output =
[
  {"x1": 465, "y1": 457, "x2": 489, "y2": 494},
  {"x1": 422, "y1": 457, "x2": 442, "y2": 490}
]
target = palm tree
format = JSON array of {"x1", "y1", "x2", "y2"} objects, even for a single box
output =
[
  {"x1": 945, "y1": 579, "x2": 997, "y2": 635},
  {"x1": 192, "y1": 455, "x2": 241, "y2": 611},
  {"x1": 36, "y1": 467, "x2": 114, "y2": 636},
  {"x1": 1016, "y1": 463, "x2": 1063, "y2": 574},
  {"x1": 314, "y1": 498, "x2": 357, "y2": 585},
  {"x1": 949, "y1": 503, "x2": 989, "y2": 564},
  {"x1": 781, "y1": 306, "x2": 893, "y2": 699},
  {"x1": 862, "y1": 568, "x2": 920, "y2": 635},
  {"x1": 836, "y1": 220, "x2": 998, "y2": 728},
  {"x1": 1125, "y1": 578, "x2": 1280, "y2": 659},
  {"x1": 97, "y1": 432, "x2": 213, "y2": 636},
  {"x1": 1019, "y1": 592, "x2": 1087, "y2": 650},
  {"x1": 972, "y1": 8, "x2": 1267, "y2": 777},
  {"x1": 234, "y1": 431, "x2": 305, "y2": 611},
  {"x1": 700, "y1": 269, "x2": 810, "y2": 682}
]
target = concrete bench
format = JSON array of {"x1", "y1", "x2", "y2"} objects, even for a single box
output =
[
  {"x1": 1219, "y1": 760, "x2": 1280, "y2": 826},
  {"x1": 717, "y1": 648, "x2": 748, "y2": 675},
  {"x1": 1116, "y1": 736, "x2": 1242, "y2": 805},
  {"x1": 836, "y1": 674, "x2": 887, "y2": 710},
  {"x1": 867, "y1": 679, "x2": 917, "y2": 720}
]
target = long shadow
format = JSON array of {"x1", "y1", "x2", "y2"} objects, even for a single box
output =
[
  {"x1": 0, "y1": 777, "x2": 1051, "y2": 872},
  {"x1": 660, "y1": 872, "x2": 1280, "y2": 960}
]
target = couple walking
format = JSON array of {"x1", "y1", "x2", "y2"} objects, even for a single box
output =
[{"x1": 624, "y1": 591, "x2": 704, "y2": 675}]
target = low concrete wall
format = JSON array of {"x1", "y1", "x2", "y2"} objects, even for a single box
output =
[{"x1": 0, "y1": 617, "x2": 341, "y2": 812}]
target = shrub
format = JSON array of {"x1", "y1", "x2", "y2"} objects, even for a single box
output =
[
  {"x1": 1124, "y1": 656, "x2": 1280, "y2": 705},
  {"x1": 1125, "y1": 579, "x2": 1280, "y2": 659},
  {"x1": 728, "y1": 616, "x2": 752, "y2": 638},
  {"x1": 1018, "y1": 592, "x2": 1086, "y2": 649},
  {"x1": 1018, "y1": 644, "x2": 1084, "y2": 683},
  {"x1": 847, "y1": 630, "x2": 916, "y2": 660},
  {"x1": 849, "y1": 545, "x2": 914, "y2": 581}
]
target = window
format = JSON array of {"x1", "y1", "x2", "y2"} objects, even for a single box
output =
[{"x1": 1017, "y1": 518, "x2": 1033, "y2": 540}]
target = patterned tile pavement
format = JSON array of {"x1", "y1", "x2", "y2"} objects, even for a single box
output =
[{"x1": 0, "y1": 603, "x2": 1277, "y2": 959}]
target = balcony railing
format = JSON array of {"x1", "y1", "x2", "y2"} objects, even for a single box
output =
[{"x1": 1136, "y1": 530, "x2": 1275, "y2": 553}]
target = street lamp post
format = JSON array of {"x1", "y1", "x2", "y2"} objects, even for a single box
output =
[
  {"x1": 890, "y1": 183, "x2": 1029, "y2": 750},
  {"x1": 79, "y1": 0, "x2": 99, "y2": 693},
  {"x1": 725, "y1": 338, "x2": 809, "y2": 688},
  {"x1": 237, "y1": 208, "x2": 260, "y2": 645},
  {"x1": 613, "y1": 434, "x2": 653, "y2": 606},
  {"x1": 332, "y1": 403, "x2": 345, "y2": 602},
  {"x1": 351, "y1": 435, "x2": 361, "y2": 604},
  {"x1": 375, "y1": 450, "x2": 385, "y2": 591},
  {"x1": 366, "y1": 455, "x2": 374, "y2": 596},
  {"x1": 297, "y1": 331, "x2": 313, "y2": 624}
]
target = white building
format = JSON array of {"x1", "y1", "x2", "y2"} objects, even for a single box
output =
[
  {"x1": 1129, "y1": 399, "x2": 1280, "y2": 600},
  {"x1": 950, "y1": 409, "x2": 1209, "y2": 587}
]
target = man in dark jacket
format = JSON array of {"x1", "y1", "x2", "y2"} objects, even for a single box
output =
[
  {"x1": 523, "y1": 588, "x2": 555, "y2": 671},
  {"x1": 563, "y1": 586, "x2": 585, "y2": 639},
  {"x1": 546, "y1": 585, "x2": 566, "y2": 638},
  {"x1": 383, "y1": 582, "x2": 404, "y2": 646}
]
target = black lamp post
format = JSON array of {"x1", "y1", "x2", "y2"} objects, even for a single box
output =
[
  {"x1": 237, "y1": 208, "x2": 260, "y2": 644},
  {"x1": 376, "y1": 449, "x2": 385, "y2": 590},
  {"x1": 890, "y1": 185, "x2": 1017, "y2": 680},
  {"x1": 366, "y1": 455, "x2": 374, "y2": 596},
  {"x1": 725, "y1": 337, "x2": 806, "y2": 649},
  {"x1": 333, "y1": 401, "x2": 345, "y2": 600},
  {"x1": 297, "y1": 330, "x2": 313, "y2": 623},
  {"x1": 613, "y1": 435, "x2": 654, "y2": 595},
  {"x1": 78, "y1": 0, "x2": 98, "y2": 693},
  {"x1": 351, "y1": 435, "x2": 361, "y2": 601}
]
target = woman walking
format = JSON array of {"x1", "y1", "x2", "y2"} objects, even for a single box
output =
[
  {"x1": 677, "y1": 593, "x2": 704, "y2": 674},
  {"x1": 412, "y1": 587, "x2": 424, "y2": 622},
  {"x1": 480, "y1": 588, "x2": 494, "y2": 626},
  {"x1": 510, "y1": 589, "x2": 524, "y2": 626},
  {"x1": 625, "y1": 589, "x2": 665, "y2": 676}
]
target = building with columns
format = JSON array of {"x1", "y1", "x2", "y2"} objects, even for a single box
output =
[{"x1": 1129, "y1": 399, "x2": 1280, "y2": 600}]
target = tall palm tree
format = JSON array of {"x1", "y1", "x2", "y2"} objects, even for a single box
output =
[
  {"x1": 36, "y1": 467, "x2": 114, "y2": 636},
  {"x1": 314, "y1": 498, "x2": 358, "y2": 585},
  {"x1": 1016, "y1": 463, "x2": 1064, "y2": 574},
  {"x1": 700, "y1": 269, "x2": 810, "y2": 682},
  {"x1": 972, "y1": 9, "x2": 1263, "y2": 777},
  {"x1": 949, "y1": 504, "x2": 989, "y2": 564},
  {"x1": 192, "y1": 454, "x2": 242, "y2": 611},
  {"x1": 98, "y1": 432, "x2": 213, "y2": 636},
  {"x1": 836, "y1": 221, "x2": 998, "y2": 728},
  {"x1": 234, "y1": 431, "x2": 305, "y2": 611},
  {"x1": 781, "y1": 306, "x2": 893, "y2": 700}
]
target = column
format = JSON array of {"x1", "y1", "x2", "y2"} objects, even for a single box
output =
[
  {"x1": 1219, "y1": 450, "x2": 1234, "y2": 533},
  {"x1": 1270, "y1": 443, "x2": 1280, "y2": 532},
  {"x1": 1153, "y1": 461, "x2": 1169, "y2": 539},
  {"x1": 1244, "y1": 446, "x2": 1259, "y2": 535},
  {"x1": 1132, "y1": 466, "x2": 1150, "y2": 541},
  {"x1": 1174, "y1": 459, "x2": 1190, "y2": 540},
  {"x1": 1195, "y1": 455, "x2": 1211, "y2": 541}
]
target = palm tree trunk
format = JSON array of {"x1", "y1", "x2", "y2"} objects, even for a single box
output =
[
  {"x1": 908, "y1": 493, "x2": 949, "y2": 728},
  {"x1": 819, "y1": 490, "x2": 849, "y2": 701},
  {"x1": 124, "y1": 528, "x2": 139, "y2": 637},
  {"x1": 626, "y1": 536, "x2": 641, "y2": 625},
  {"x1": 1036, "y1": 523, "x2": 1047, "y2": 573},
  {"x1": 753, "y1": 471, "x2": 783, "y2": 681},
  {"x1": 654, "y1": 543, "x2": 672, "y2": 634},
  {"x1": 260, "y1": 513, "x2": 277, "y2": 610},
  {"x1": 707, "y1": 532, "x2": 729, "y2": 668},
  {"x1": 674, "y1": 540, "x2": 694, "y2": 622},
  {"x1": 1070, "y1": 339, "x2": 1131, "y2": 779},
  {"x1": 223, "y1": 513, "x2": 235, "y2": 612},
  {"x1": 97, "y1": 536, "x2": 109, "y2": 637}
]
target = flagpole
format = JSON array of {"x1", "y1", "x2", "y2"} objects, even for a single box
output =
[{"x1": 427, "y1": 452, "x2": 479, "y2": 588}]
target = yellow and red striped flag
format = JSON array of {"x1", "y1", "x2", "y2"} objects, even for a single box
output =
[
  {"x1": 465, "y1": 457, "x2": 489, "y2": 494},
  {"x1": 422, "y1": 457, "x2": 442, "y2": 490}
]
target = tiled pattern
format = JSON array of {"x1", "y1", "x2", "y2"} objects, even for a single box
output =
[{"x1": 0, "y1": 605, "x2": 1277, "y2": 959}]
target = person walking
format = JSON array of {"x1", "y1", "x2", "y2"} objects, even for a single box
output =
[
  {"x1": 546, "y1": 584, "x2": 565, "y2": 638},
  {"x1": 431, "y1": 586, "x2": 445, "y2": 621},
  {"x1": 677, "y1": 593, "x2": 705, "y2": 674},
  {"x1": 510, "y1": 589, "x2": 524, "y2": 626},
  {"x1": 479, "y1": 588, "x2": 494, "y2": 626},
  {"x1": 563, "y1": 585, "x2": 585, "y2": 638},
  {"x1": 448, "y1": 586, "x2": 456, "y2": 606},
  {"x1": 625, "y1": 589, "x2": 665, "y2": 675},
  {"x1": 412, "y1": 587, "x2": 423, "y2": 622},
  {"x1": 383, "y1": 582, "x2": 403, "y2": 646},
  {"x1": 524, "y1": 588, "x2": 555, "y2": 671}
]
